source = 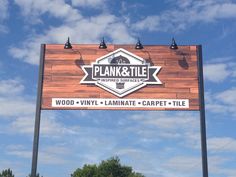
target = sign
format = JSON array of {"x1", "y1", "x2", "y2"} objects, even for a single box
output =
[
  {"x1": 41, "y1": 44, "x2": 200, "y2": 110},
  {"x1": 52, "y1": 98, "x2": 189, "y2": 109},
  {"x1": 33, "y1": 44, "x2": 208, "y2": 177},
  {"x1": 80, "y1": 48, "x2": 161, "y2": 97}
]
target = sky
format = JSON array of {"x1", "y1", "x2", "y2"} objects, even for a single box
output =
[{"x1": 0, "y1": 0, "x2": 236, "y2": 177}]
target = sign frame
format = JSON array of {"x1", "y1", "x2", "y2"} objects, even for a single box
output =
[{"x1": 30, "y1": 44, "x2": 208, "y2": 177}]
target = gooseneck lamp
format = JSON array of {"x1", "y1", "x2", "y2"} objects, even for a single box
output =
[
  {"x1": 135, "y1": 38, "x2": 144, "y2": 49},
  {"x1": 64, "y1": 37, "x2": 73, "y2": 49},
  {"x1": 99, "y1": 37, "x2": 107, "y2": 49},
  {"x1": 170, "y1": 38, "x2": 178, "y2": 50}
]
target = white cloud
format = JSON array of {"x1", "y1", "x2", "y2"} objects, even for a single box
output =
[
  {"x1": 232, "y1": 63, "x2": 236, "y2": 78},
  {"x1": 208, "y1": 137, "x2": 236, "y2": 152},
  {"x1": 38, "y1": 146, "x2": 70, "y2": 164},
  {"x1": 133, "y1": 0, "x2": 236, "y2": 32},
  {"x1": 0, "y1": 0, "x2": 8, "y2": 21},
  {"x1": 71, "y1": 0, "x2": 107, "y2": 9},
  {"x1": 129, "y1": 112, "x2": 201, "y2": 150},
  {"x1": 204, "y1": 63, "x2": 231, "y2": 83},
  {"x1": 208, "y1": 155, "x2": 236, "y2": 177},
  {"x1": 162, "y1": 156, "x2": 201, "y2": 174},
  {"x1": 10, "y1": 112, "x2": 80, "y2": 137},
  {"x1": 9, "y1": 13, "x2": 135, "y2": 65},
  {"x1": 6, "y1": 144, "x2": 69, "y2": 165},
  {"x1": 177, "y1": 0, "x2": 236, "y2": 22},
  {"x1": 216, "y1": 87, "x2": 236, "y2": 105},
  {"x1": 205, "y1": 87, "x2": 236, "y2": 115},
  {"x1": 205, "y1": 92, "x2": 222, "y2": 113},
  {"x1": 203, "y1": 58, "x2": 236, "y2": 83},
  {"x1": 116, "y1": 148, "x2": 144, "y2": 157},
  {"x1": 9, "y1": 1, "x2": 135, "y2": 65},
  {"x1": 117, "y1": 149, "x2": 200, "y2": 177},
  {"x1": 10, "y1": 116, "x2": 35, "y2": 134},
  {"x1": 132, "y1": 15, "x2": 160, "y2": 32},
  {"x1": 9, "y1": 40, "x2": 43, "y2": 65},
  {"x1": 130, "y1": 112, "x2": 199, "y2": 131},
  {"x1": 0, "y1": 79, "x2": 25, "y2": 96},
  {"x1": 0, "y1": 78, "x2": 35, "y2": 118},
  {"x1": 207, "y1": 56, "x2": 234, "y2": 63},
  {"x1": 0, "y1": 0, "x2": 8, "y2": 33},
  {"x1": 0, "y1": 98, "x2": 35, "y2": 117},
  {"x1": 6, "y1": 145, "x2": 32, "y2": 158},
  {"x1": 0, "y1": 25, "x2": 8, "y2": 33},
  {"x1": 13, "y1": 0, "x2": 82, "y2": 23},
  {"x1": 0, "y1": 78, "x2": 79, "y2": 138}
]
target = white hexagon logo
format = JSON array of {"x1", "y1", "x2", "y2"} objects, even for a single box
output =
[{"x1": 80, "y1": 48, "x2": 162, "y2": 97}]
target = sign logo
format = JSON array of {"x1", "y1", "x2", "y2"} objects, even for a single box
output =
[{"x1": 80, "y1": 48, "x2": 162, "y2": 97}]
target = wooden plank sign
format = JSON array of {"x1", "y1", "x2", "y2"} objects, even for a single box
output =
[{"x1": 41, "y1": 44, "x2": 201, "y2": 111}]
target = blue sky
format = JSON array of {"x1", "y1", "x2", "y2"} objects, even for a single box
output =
[{"x1": 0, "y1": 0, "x2": 236, "y2": 177}]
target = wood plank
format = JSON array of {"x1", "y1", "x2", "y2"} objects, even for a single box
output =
[{"x1": 41, "y1": 44, "x2": 200, "y2": 110}]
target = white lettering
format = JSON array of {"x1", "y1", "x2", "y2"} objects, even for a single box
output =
[{"x1": 94, "y1": 66, "x2": 100, "y2": 76}]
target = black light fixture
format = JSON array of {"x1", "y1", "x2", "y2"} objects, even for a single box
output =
[
  {"x1": 99, "y1": 37, "x2": 107, "y2": 49},
  {"x1": 135, "y1": 38, "x2": 144, "y2": 49},
  {"x1": 170, "y1": 38, "x2": 178, "y2": 50},
  {"x1": 64, "y1": 37, "x2": 72, "y2": 49}
]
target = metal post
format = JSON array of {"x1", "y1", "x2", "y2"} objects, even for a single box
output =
[
  {"x1": 197, "y1": 45, "x2": 209, "y2": 177},
  {"x1": 31, "y1": 44, "x2": 45, "y2": 177}
]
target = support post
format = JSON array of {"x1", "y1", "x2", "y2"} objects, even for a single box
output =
[
  {"x1": 197, "y1": 45, "x2": 209, "y2": 177},
  {"x1": 31, "y1": 44, "x2": 45, "y2": 177}
]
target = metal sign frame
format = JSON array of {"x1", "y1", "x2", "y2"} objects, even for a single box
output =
[{"x1": 30, "y1": 44, "x2": 208, "y2": 177}]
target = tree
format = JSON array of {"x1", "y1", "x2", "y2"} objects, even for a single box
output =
[
  {"x1": 0, "y1": 168, "x2": 14, "y2": 177},
  {"x1": 71, "y1": 157, "x2": 145, "y2": 177}
]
